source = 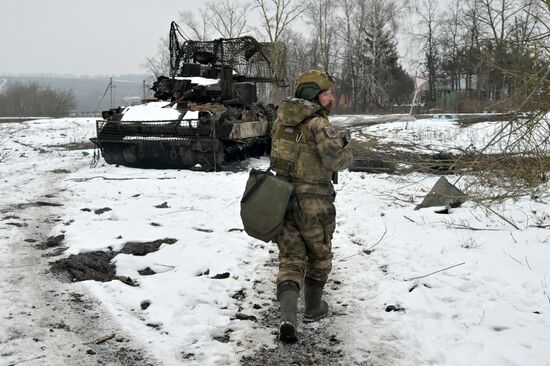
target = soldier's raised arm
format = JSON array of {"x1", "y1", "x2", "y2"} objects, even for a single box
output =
[{"x1": 309, "y1": 117, "x2": 353, "y2": 172}]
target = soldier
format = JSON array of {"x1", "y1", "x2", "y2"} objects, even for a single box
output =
[{"x1": 270, "y1": 69, "x2": 353, "y2": 342}]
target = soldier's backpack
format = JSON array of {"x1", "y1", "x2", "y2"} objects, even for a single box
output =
[{"x1": 240, "y1": 168, "x2": 293, "y2": 242}]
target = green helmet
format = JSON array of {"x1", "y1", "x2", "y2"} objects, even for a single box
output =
[{"x1": 294, "y1": 69, "x2": 334, "y2": 101}]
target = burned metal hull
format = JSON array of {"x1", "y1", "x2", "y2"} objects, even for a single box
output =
[
  {"x1": 91, "y1": 28, "x2": 285, "y2": 170},
  {"x1": 91, "y1": 116, "x2": 271, "y2": 170}
]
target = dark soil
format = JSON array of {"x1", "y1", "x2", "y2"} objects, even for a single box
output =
[
  {"x1": 138, "y1": 267, "x2": 156, "y2": 276},
  {"x1": 5, "y1": 222, "x2": 27, "y2": 227},
  {"x1": 212, "y1": 328, "x2": 234, "y2": 344},
  {"x1": 239, "y1": 255, "x2": 346, "y2": 366},
  {"x1": 15, "y1": 201, "x2": 63, "y2": 209},
  {"x1": 211, "y1": 272, "x2": 230, "y2": 279},
  {"x1": 36, "y1": 234, "x2": 65, "y2": 249},
  {"x1": 241, "y1": 322, "x2": 345, "y2": 366},
  {"x1": 94, "y1": 207, "x2": 112, "y2": 215},
  {"x1": 119, "y1": 238, "x2": 177, "y2": 256},
  {"x1": 51, "y1": 250, "x2": 117, "y2": 282},
  {"x1": 50, "y1": 238, "x2": 177, "y2": 283},
  {"x1": 62, "y1": 291, "x2": 156, "y2": 366},
  {"x1": 50, "y1": 168, "x2": 72, "y2": 174}
]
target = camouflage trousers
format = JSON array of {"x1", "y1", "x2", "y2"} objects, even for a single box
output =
[{"x1": 275, "y1": 193, "x2": 336, "y2": 288}]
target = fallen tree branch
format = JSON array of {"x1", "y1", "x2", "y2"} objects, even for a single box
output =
[
  {"x1": 366, "y1": 226, "x2": 387, "y2": 252},
  {"x1": 377, "y1": 193, "x2": 417, "y2": 205},
  {"x1": 525, "y1": 256, "x2": 532, "y2": 271},
  {"x1": 480, "y1": 203, "x2": 520, "y2": 230},
  {"x1": 67, "y1": 176, "x2": 176, "y2": 182},
  {"x1": 447, "y1": 223, "x2": 502, "y2": 231},
  {"x1": 95, "y1": 333, "x2": 116, "y2": 344},
  {"x1": 9, "y1": 355, "x2": 46, "y2": 365},
  {"x1": 406, "y1": 262, "x2": 466, "y2": 281},
  {"x1": 403, "y1": 215, "x2": 417, "y2": 223},
  {"x1": 530, "y1": 224, "x2": 550, "y2": 229},
  {"x1": 154, "y1": 207, "x2": 203, "y2": 216},
  {"x1": 338, "y1": 225, "x2": 387, "y2": 261},
  {"x1": 502, "y1": 248, "x2": 523, "y2": 266},
  {"x1": 477, "y1": 309, "x2": 486, "y2": 326}
]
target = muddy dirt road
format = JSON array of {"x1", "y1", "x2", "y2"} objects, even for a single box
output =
[{"x1": 0, "y1": 166, "x2": 158, "y2": 366}]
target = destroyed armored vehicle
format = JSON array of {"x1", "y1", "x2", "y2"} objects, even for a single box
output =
[{"x1": 91, "y1": 22, "x2": 287, "y2": 170}]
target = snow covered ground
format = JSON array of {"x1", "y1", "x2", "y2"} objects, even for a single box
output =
[
  {"x1": 1, "y1": 116, "x2": 549, "y2": 365},
  {"x1": 356, "y1": 118, "x2": 504, "y2": 153},
  {"x1": 335, "y1": 114, "x2": 550, "y2": 155}
]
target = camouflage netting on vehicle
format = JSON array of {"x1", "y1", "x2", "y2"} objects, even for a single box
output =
[
  {"x1": 169, "y1": 22, "x2": 286, "y2": 83},
  {"x1": 91, "y1": 21, "x2": 284, "y2": 171}
]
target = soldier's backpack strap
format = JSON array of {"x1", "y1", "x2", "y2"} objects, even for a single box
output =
[
  {"x1": 274, "y1": 114, "x2": 317, "y2": 145},
  {"x1": 295, "y1": 120, "x2": 311, "y2": 144},
  {"x1": 296, "y1": 110, "x2": 327, "y2": 144},
  {"x1": 241, "y1": 165, "x2": 272, "y2": 203}
]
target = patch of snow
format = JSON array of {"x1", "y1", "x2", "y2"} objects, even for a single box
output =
[
  {"x1": 174, "y1": 76, "x2": 220, "y2": 86},
  {"x1": 182, "y1": 111, "x2": 199, "y2": 120},
  {"x1": 120, "y1": 102, "x2": 182, "y2": 122}
]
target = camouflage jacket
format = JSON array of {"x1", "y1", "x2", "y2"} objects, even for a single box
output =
[{"x1": 270, "y1": 97, "x2": 353, "y2": 195}]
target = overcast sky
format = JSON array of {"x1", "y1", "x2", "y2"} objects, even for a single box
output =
[
  {"x1": 0, "y1": 1, "x2": 423, "y2": 77},
  {"x1": 0, "y1": 0, "x2": 212, "y2": 76}
]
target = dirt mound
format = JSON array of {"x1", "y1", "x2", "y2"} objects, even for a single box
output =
[
  {"x1": 119, "y1": 238, "x2": 177, "y2": 256},
  {"x1": 50, "y1": 238, "x2": 177, "y2": 283},
  {"x1": 51, "y1": 250, "x2": 117, "y2": 282}
]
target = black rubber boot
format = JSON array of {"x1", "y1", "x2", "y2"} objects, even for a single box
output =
[
  {"x1": 277, "y1": 280, "x2": 299, "y2": 343},
  {"x1": 303, "y1": 277, "x2": 329, "y2": 323}
]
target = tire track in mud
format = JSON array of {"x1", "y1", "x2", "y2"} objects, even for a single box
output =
[
  {"x1": 239, "y1": 249, "x2": 348, "y2": 366},
  {"x1": 0, "y1": 167, "x2": 159, "y2": 366}
]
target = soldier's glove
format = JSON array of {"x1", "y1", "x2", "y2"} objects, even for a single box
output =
[{"x1": 340, "y1": 128, "x2": 352, "y2": 147}]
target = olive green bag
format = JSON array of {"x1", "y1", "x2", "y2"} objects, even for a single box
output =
[{"x1": 240, "y1": 168, "x2": 294, "y2": 242}]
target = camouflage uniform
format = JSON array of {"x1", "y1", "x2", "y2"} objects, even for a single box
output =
[{"x1": 270, "y1": 97, "x2": 353, "y2": 288}]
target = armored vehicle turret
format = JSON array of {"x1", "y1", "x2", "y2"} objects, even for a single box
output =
[{"x1": 91, "y1": 22, "x2": 287, "y2": 170}]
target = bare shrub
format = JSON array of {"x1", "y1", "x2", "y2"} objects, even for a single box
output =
[{"x1": 454, "y1": 5, "x2": 550, "y2": 200}]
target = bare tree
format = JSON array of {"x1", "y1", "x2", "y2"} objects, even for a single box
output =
[
  {"x1": 305, "y1": 0, "x2": 338, "y2": 73},
  {"x1": 414, "y1": 0, "x2": 441, "y2": 105},
  {"x1": 205, "y1": 0, "x2": 252, "y2": 38},
  {"x1": 178, "y1": 1, "x2": 251, "y2": 40},
  {"x1": 283, "y1": 30, "x2": 316, "y2": 82},
  {"x1": 478, "y1": 0, "x2": 519, "y2": 48},
  {"x1": 454, "y1": 3, "x2": 550, "y2": 196},
  {"x1": 142, "y1": 37, "x2": 170, "y2": 78},
  {"x1": 346, "y1": 0, "x2": 403, "y2": 111},
  {"x1": 461, "y1": 0, "x2": 484, "y2": 95},
  {"x1": 439, "y1": 0, "x2": 464, "y2": 93},
  {"x1": 470, "y1": 0, "x2": 545, "y2": 101},
  {"x1": 335, "y1": 0, "x2": 358, "y2": 111},
  {"x1": 254, "y1": 0, "x2": 304, "y2": 42},
  {"x1": 178, "y1": 9, "x2": 210, "y2": 40}
]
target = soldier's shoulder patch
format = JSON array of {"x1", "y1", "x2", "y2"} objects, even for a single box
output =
[{"x1": 323, "y1": 126, "x2": 339, "y2": 139}]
